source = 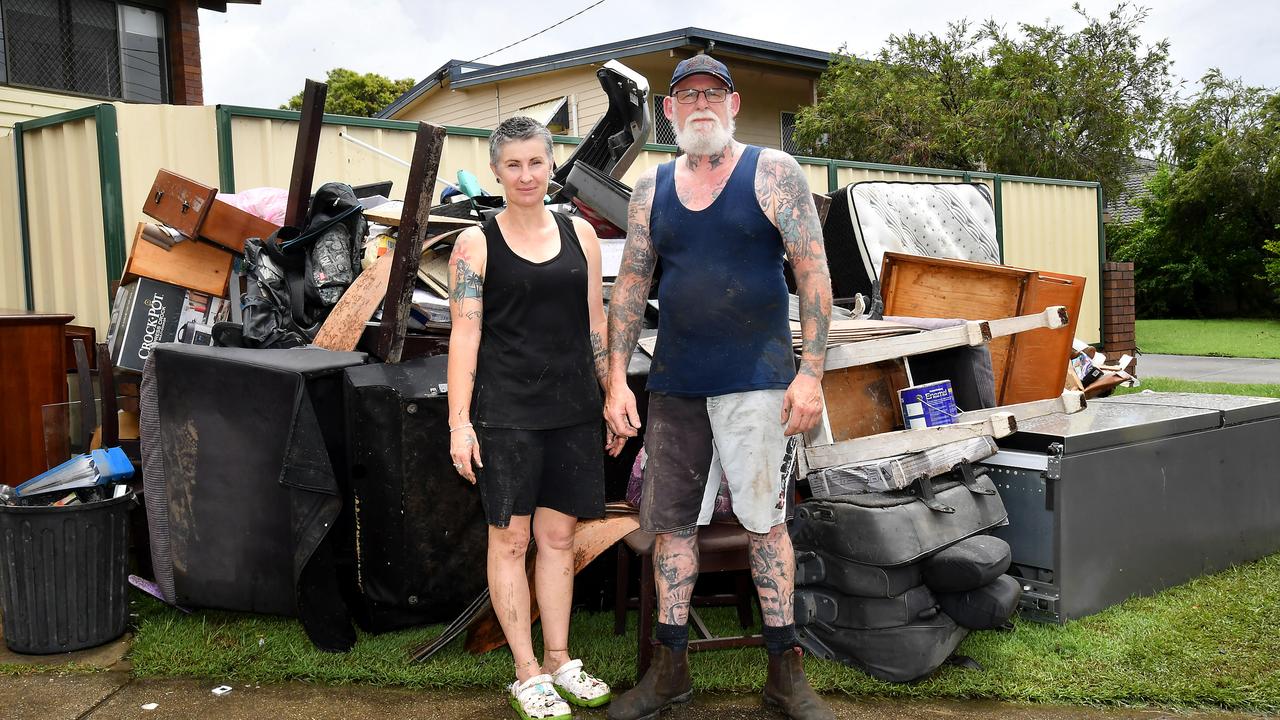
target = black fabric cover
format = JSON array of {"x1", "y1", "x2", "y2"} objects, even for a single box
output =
[
  {"x1": 139, "y1": 353, "x2": 173, "y2": 603},
  {"x1": 820, "y1": 186, "x2": 869, "y2": 301},
  {"x1": 937, "y1": 574, "x2": 1022, "y2": 630},
  {"x1": 922, "y1": 535, "x2": 1012, "y2": 592},
  {"x1": 791, "y1": 473, "x2": 1008, "y2": 567},
  {"x1": 794, "y1": 549, "x2": 922, "y2": 598},
  {"x1": 153, "y1": 344, "x2": 366, "y2": 651},
  {"x1": 796, "y1": 585, "x2": 939, "y2": 630},
  {"x1": 797, "y1": 612, "x2": 969, "y2": 683},
  {"x1": 344, "y1": 356, "x2": 489, "y2": 632}
]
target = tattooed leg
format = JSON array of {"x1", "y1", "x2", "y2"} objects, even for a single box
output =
[
  {"x1": 747, "y1": 523, "x2": 795, "y2": 627},
  {"x1": 653, "y1": 527, "x2": 700, "y2": 625}
]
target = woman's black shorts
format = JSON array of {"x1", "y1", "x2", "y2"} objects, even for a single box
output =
[{"x1": 474, "y1": 420, "x2": 606, "y2": 528}]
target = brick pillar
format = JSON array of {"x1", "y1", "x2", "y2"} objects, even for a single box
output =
[
  {"x1": 166, "y1": 0, "x2": 203, "y2": 105},
  {"x1": 1102, "y1": 262, "x2": 1136, "y2": 371}
]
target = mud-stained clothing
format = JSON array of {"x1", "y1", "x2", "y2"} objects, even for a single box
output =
[
  {"x1": 640, "y1": 390, "x2": 792, "y2": 534},
  {"x1": 470, "y1": 211, "x2": 605, "y2": 527},
  {"x1": 475, "y1": 421, "x2": 606, "y2": 528},
  {"x1": 472, "y1": 211, "x2": 601, "y2": 429},
  {"x1": 646, "y1": 144, "x2": 795, "y2": 397}
]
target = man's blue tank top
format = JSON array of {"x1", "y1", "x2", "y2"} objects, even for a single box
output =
[{"x1": 646, "y1": 145, "x2": 795, "y2": 397}]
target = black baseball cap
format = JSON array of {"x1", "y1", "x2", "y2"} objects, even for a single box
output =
[{"x1": 669, "y1": 54, "x2": 734, "y2": 92}]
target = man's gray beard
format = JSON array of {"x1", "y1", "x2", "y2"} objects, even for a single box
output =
[{"x1": 674, "y1": 115, "x2": 735, "y2": 157}]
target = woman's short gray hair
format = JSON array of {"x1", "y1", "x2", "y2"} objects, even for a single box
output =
[{"x1": 488, "y1": 116, "x2": 555, "y2": 166}]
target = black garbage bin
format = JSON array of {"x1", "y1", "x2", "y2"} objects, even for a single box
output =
[{"x1": 0, "y1": 492, "x2": 133, "y2": 654}]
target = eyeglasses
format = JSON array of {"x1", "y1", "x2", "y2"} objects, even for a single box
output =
[{"x1": 673, "y1": 87, "x2": 730, "y2": 104}]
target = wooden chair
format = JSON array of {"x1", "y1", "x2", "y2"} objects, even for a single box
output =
[{"x1": 613, "y1": 522, "x2": 763, "y2": 678}]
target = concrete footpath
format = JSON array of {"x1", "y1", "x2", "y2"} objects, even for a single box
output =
[
  {"x1": 1139, "y1": 354, "x2": 1280, "y2": 384},
  {"x1": 2, "y1": 671, "x2": 1267, "y2": 720}
]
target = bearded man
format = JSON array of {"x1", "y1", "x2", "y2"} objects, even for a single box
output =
[{"x1": 604, "y1": 54, "x2": 835, "y2": 720}]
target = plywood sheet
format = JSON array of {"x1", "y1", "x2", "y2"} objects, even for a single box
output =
[{"x1": 821, "y1": 359, "x2": 909, "y2": 442}]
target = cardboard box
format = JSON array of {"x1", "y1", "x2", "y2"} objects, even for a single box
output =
[{"x1": 106, "y1": 277, "x2": 229, "y2": 373}]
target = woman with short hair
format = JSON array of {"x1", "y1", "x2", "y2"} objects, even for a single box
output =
[{"x1": 446, "y1": 115, "x2": 621, "y2": 720}]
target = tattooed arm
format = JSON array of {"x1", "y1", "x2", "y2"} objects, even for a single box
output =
[
  {"x1": 573, "y1": 216, "x2": 626, "y2": 457},
  {"x1": 604, "y1": 169, "x2": 659, "y2": 438},
  {"x1": 446, "y1": 227, "x2": 487, "y2": 483},
  {"x1": 755, "y1": 149, "x2": 833, "y2": 436}
]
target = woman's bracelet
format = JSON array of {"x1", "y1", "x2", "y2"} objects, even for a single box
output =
[{"x1": 449, "y1": 423, "x2": 473, "y2": 433}]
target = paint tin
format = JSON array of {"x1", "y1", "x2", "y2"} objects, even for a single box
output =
[{"x1": 898, "y1": 380, "x2": 958, "y2": 429}]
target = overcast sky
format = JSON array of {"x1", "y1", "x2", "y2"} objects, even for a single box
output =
[{"x1": 200, "y1": 0, "x2": 1279, "y2": 110}]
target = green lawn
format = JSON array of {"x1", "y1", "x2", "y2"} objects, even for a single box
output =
[
  {"x1": 1137, "y1": 319, "x2": 1280, "y2": 358},
  {"x1": 1115, "y1": 377, "x2": 1280, "y2": 398},
  {"x1": 123, "y1": 552, "x2": 1280, "y2": 713},
  {"x1": 16, "y1": 383, "x2": 1280, "y2": 712}
]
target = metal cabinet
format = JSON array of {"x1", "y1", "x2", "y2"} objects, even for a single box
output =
[{"x1": 981, "y1": 393, "x2": 1280, "y2": 622}]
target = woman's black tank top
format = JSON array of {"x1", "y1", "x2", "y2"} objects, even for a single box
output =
[{"x1": 472, "y1": 211, "x2": 601, "y2": 429}]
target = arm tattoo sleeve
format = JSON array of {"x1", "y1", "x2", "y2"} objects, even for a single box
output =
[
  {"x1": 607, "y1": 172, "x2": 659, "y2": 377},
  {"x1": 756, "y1": 151, "x2": 832, "y2": 378}
]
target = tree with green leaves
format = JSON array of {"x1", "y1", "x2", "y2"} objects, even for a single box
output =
[
  {"x1": 282, "y1": 68, "x2": 416, "y2": 118},
  {"x1": 793, "y1": 3, "x2": 1172, "y2": 198},
  {"x1": 1110, "y1": 71, "x2": 1280, "y2": 316}
]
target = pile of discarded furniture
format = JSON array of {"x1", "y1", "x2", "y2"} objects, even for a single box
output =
[{"x1": 10, "y1": 58, "x2": 1280, "y2": 691}]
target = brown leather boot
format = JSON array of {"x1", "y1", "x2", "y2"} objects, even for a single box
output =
[
  {"x1": 763, "y1": 648, "x2": 834, "y2": 719},
  {"x1": 606, "y1": 645, "x2": 693, "y2": 720}
]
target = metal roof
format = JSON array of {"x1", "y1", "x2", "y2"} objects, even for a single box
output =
[{"x1": 378, "y1": 27, "x2": 834, "y2": 119}]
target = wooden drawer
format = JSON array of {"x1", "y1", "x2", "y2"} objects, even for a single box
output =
[{"x1": 144, "y1": 170, "x2": 217, "y2": 238}]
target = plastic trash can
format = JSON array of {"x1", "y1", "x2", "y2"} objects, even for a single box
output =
[{"x1": 0, "y1": 492, "x2": 133, "y2": 654}]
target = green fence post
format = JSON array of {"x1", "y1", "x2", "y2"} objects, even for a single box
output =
[
  {"x1": 94, "y1": 105, "x2": 126, "y2": 294},
  {"x1": 14, "y1": 121, "x2": 33, "y2": 310}
]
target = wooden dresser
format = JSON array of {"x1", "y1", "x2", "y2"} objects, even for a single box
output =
[{"x1": 0, "y1": 310, "x2": 73, "y2": 487}]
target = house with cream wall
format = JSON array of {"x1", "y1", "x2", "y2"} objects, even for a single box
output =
[{"x1": 379, "y1": 28, "x2": 832, "y2": 153}]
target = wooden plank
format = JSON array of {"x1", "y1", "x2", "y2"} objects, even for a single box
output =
[
  {"x1": 285, "y1": 79, "x2": 327, "y2": 228},
  {"x1": 464, "y1": 511, "x2": 640, "y2": 654},
  {"x1": 312, "y1": 228, "x2": 463, "y2": 352},
  {"x1": 123, "y1": 222, "x2": 233, "y2": 296},
  {"x1": 377, "y1": 121, "x2": 447, "y2": 364},
  {"x1": 953, "y1": 390, "x2": 1085, "y2": 425},
  {"x1": 986, "y1": 306, "x2": 1069, "y2": 338},
  {"x1": 824, "y1": 321, "x2": 989, "y2": 371},
  {"x1": 806, "y1": 412, "x2": 1017, "y2": 469},
  {"x1": 364, "y1": 200, "x2": 479, "y2": 232},
  {"x1": 142, "y1": 169, "x2": 216, "y2": 239}
]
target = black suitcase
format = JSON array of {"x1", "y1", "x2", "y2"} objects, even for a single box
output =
[
  {"x1": 797, "y1": 612, "x2": 969, "y2": 683},
  {"x1": 344, "y1": 355, "x2": 490, "y2": 632},
  {"x1": 922, "y1": 535, "x2": 1012, "y2": 592},
  {"x1": 791, "y1": 472, "x2": 1008, "y2": 567},
  {"x1": 938, "y1": 574, "x2": 1023, "y2": 630},
  {"x1": 794, "y1": 549, "x2": 922, "y2": 598},
  {"x1": 796, "y1": 585, "x2": 939, "y2": 630}
]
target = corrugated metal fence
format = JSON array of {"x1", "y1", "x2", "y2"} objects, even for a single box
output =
[{"x1": 0, "y1": 104, "x2": 1105, "y2": 342}]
